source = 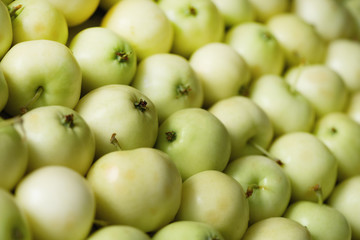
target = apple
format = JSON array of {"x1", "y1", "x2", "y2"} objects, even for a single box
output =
[
  {"x1": 131, "y1": 53, "x2": 203, "y2": 123},
  {"x1": 313, "y1": 112, "x2": 360, "y2": 181},
  {"x1": 266, "y1": 13, "x2": 327, "y2": 67},
  {"x1": 43, "y1": 0, "x2": 100, "y2": 27},
  {"x1": 325, "y1": 39, "x2": 360, "y2": 93},
  {"x1": 101, "y1": 0, "x2": 173, "y2": 61},
  {"x1": 0, "y1": 116, "x2": 28, "y2": 191},
  {"x1": 0, "y1": 188, "x2": 31, "y2": 240},
  {"x1": 268, "y1": 131, "x2": 338, "y2": 202},
  {"x1": 248, "y1": 0, "x2": 290, "y2": 22},
  {"x1": 15, "y1": 166, "x2": 96, "y2": 240},
  {"x1": 284, "y1": 200, "x2": 352, "y2": 240},
  {"x1": 0, "y1": 0, "x2": 12, "y2": 59},
  {"x1": 248, "y1": 74, "x2": 315, "y2": 136},
  {"x1": 327, "y1": 175, "x2": 360, "y2": 240},
  {"x1": 284, "y1": 64, "x2": 349, "y2": 117},
  {"x1": 155, "y1": 108, "x2": 231, "y2": 180},
  {"x1": 208, "y1": 96, "x2": 274, "y2": 160},
  {"x1": 210, "y1": 0, "x2": 255, "y2": 28},
  {"x1": 224, "y1": 155, "x2": 291, "y2": 224},
  {"x1": 69, "y1": 27, "x2": 137, "y2": 95},
  {"x1": 156, "y1": 0, "x2": 225, "y2": 59},
  {"x1": 86, "y1": 148, "x2": 182, "y2": 233},
  {"x1": 74, "y1": 84, "x2": 158, "y2": 159},
  {"x1": 175, "y1": 170, "x2": 249, "y2": 240},
  {"x1": 189, "y1": 42, "x2": 251, "y2": 108},
  {"x1": 346, "y1": 91, "x2": 360, "y2": 124},
  {"x1": 241, "y1": 217, "x2": 312, "y2": 240},
  {"x1": 291, "y1": 0, "x2": 357, "y2": 41},
  {"x1": 88, "y1": 225, "x2": 151, "y2": 240},
  {"x1": 0, "y1": 65, "x2": 8, "y2": 112},
  {"x1": 152, "y1": 220, "x2": 225, "y2": 240},
  {"x1": 1, "y1": 0, "x2": 13, "y2": 5},
  {"x1": 225, "y1": 22, "x2": 285, "y2": 80},
  {"x1": 1, "y1": 39, "x2": 82, "y2": 116},
  {"x1": 14, "y1": 105, "x2": 95, "y2": 175},
  {"x1": 8, "y1": 0, "x2": 68, "y2": 45}
]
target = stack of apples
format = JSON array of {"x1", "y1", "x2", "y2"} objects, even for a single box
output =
[{"x1": 1, "y1": 0, "x2": 360, "y2": 239}]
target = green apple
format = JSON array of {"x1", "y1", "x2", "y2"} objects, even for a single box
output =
[
  {"x1": 325, "y1": 39, "x2": 360, "y2": 93},
  {"x1": 225, "y1": 22, "x2": 285, "y2": 80},
  {"x1": 101, "y1": 0, "x2": 173, "y2": 61},
  {"x1": 152, "y1": 220, "x2": 225, "y2": 240},
  {"x1": 131, "y1": 53, "x2": 203, "y2": 123},
  {"x1": 208, "y1": 96, "x2": 274, "y2": 160},
  {"x1": 248, "y1": 74, "x2": 315, "y2": 136},
  {"x1": 224, "y1": 155, "x2": 291, "y2": 224},
  {"x1": 248, "y1": 0, "x2": 290, "y2": 22},
  {"x1": 8, "y1": 0, "x2": 68, "y2": 45},
  {"x1": 346, "y1": 91, "x2": 360, "y2": 124},
  {"x1": 88, "y1": 225, "x2": 151, "y2": 240},
  {"x1": 313, "y1": 112, "x2": 360, "y2": 181},
  {"x1": 157, "y1": 0, "x2": 225, "y2": 59},
  {"x1": 291, "y1": 0, "x2": 357, "y2": 41},
  {"x1": 155, "y1": 108, "x2": 231, "y2": 180},
  {"x1": 86, "y1": 148, "x2": 182, "y2": 233},
  {"x1": 15, "y1": 105, "x2": 95, "y2": 175},
  {"x1": 1, "y1": 39, "x2": 82, "y2": 116},
  {"x1": 189, "y1": 42, "x2": 251, "y2": 108},
  {"x1": 284, "y1": 64, "x2": 349, "y2": 117},
  {"x1": 1, "y1": 0, "x2": 14, "y2": 5},
  {"x1": 43, "y1": 0, "x2": 100, "y2": 27},
  {"x1": 0, "y1": 65, "x2": 8, "y2": 112},
  {"x1": 0, "y1": 189, "x2": 31, "y2": 240},
  {"x1": 15, "y1": 166, "x2": 96, "y2": 240},
  {"x1": 268, "y1": 132, "x2": 338, "y2": 202},
  {"x1": 175, "y1": 170, "x2": 249, "y2": 240},
  {"x1": 284, "y1": 200, "x2": 352, "y2": 240},
  {"x1": 0, "y1": 117, "x2": 27, "y2": 191},
  {"x1": 74, "y1": 84, "x2": 158, "y2": 159},
  {"x1": 241, "y1": 217, "x2": 312, "y2": 240},
  {"x1": 327, "y1": 175, "x2": 360, "y2": 240},
  {"x1": 266, "y1": 13, "x2": 327, "y2": 67},
  {"x1": 210, "y1": 0, "x2": 255, "y2": 27},
  {"x1": 69, "y1": 27, "x2": 137, "y2": 95},
  {"x1": 0, "y1": 0, "x2": 12, "y2": 59}
]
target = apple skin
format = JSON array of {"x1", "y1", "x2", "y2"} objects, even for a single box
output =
[
  {"x1": 74, "y1": 84, "x2": 158, "y2": 159},
  {"x1": 0, "y1": 117, "x2": 28, "y2": 191},
  {"x1": 224, "y1": 155, "x2": 291, "y2": 224},
  {"x1": 268, "y1": 132, "x2": 338, "y2": 202},
  {"x1": 0, "y1": 65, "x2": 8, "y2": 112},
  {"x1": 155, "y1": 108, "x2": 231, "y2": 180},
  {"x1": 208, "y1": 96, "x2": 274, "y2": 160},
  {"x1": 8, "y1": 0, "x2": 68, "y2": 45},
  {"x1": 86, "y1": 148, "x2": 182, "y2": 233},
  {"x1": 101, "y1": 0, "x2": 173, "y2": 61},
  {"x1": 87, "y1": 225, "x2": 151, "y2": 240},
  {"x1": 327, "y1": 176, "x2": 360, "y2": 240},
  {"x1": 1, "y1": 39, "x2": 82, "y2": 116},
  {"x1": 131, "y1": 53, "x2": 203, "y2": 123},
  {"x1": 284, "y1": 201, "x2": 352, "y2": 240},
  {"x1": 15, "y1": 166, "x2": 96, "y2": 240},
  {"x1": 152, "y1": 220, "x2": 225, "y2": 240},
  {"x1": 347, "y1": 91, "x2": 360, "y2": 124},
  {"x1": 157, "y1": 0, "x2": 225, "y2": 59},
  {"x1": 313, "y1": 112, "x2": 360, "y2": 181},
  {"x1": 15, "y1": 105, "x2": 96, "y2": 176},
  {"x1": 0, "y1": 0, "x2": 12, "y2": 59},
  {"x1": 175, "y1": 170, "x2": 249, "y2": 240},
  {"x1": 0, "y1": 189, "x2": 31, "y2": 240},
  {"x1": 225, "y1": 22, "x2": 285, "y2": 80},
  {"x1": 69, "y1": 27, "x2": 137, "y2": 95},
  {"x1": 241, "y1": 217, "x2": 312, "y2": 240}
]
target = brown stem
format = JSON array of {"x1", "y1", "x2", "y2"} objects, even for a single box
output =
[
  {"x1": 249, "y1": 140, "x2": 284, "y2": 166},
  {"x1": 134, "y1": 99, "x2": 148, "y2": 112},
  {"x1": 20, "y1": 86, "x2": 44, "y2": 114},
  {"x1": 110, "y1": 133, "x2": 122, "y2": 151}
]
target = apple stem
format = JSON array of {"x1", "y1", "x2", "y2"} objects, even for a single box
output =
[
  {"x1": 8, "y1": 4, "x2": 23, "y2": 20},
  {"x1": 20, "y1": 86, "x2": 44, "y2": 114},
  {"x1": 115, "y1": 51, "x2": 130, "y2": 63},
  {"x1": 185, "y1": 5, "x2": 197, "y2": 16},
  {"x1": 246, "y1": 184, "x2": 261, "y2": 198},
  {"x1": 249, "y1": 140, "x2": 284, "y2": 166},
  {"x1": 134, "y1": 99, "x2": 148, "y2": 112},
  {"x1": 61, "y1": 114, "x2": 75, "y2": 128},
  {"x1": 110, "y1": 133, "x2": 122, "y2": 151},
  {"x1": 311, "y1": 184, "x2": 324, "y2": 205},
  {"x1": 165, "y1": 131, "x2": 177, "y2": 142},
  {"x1": 176, "y1": 84, "x2": 192, "y2": 98}
]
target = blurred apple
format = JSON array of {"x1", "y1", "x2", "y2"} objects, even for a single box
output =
[
  {"x1": 0, "y1": 66, "x2": 8, "y2": 112},
  {"x1": 87, "y1": 225, "x2": 151, "y2": 240},
  {"x1": 0, "y1": 0, "x2": 12, "y2": 59},
  {"x1": 344, "y1": 0, "x2": 360, "y2": 40},
  {"x1": 101, "y1": 0, "x2": 173, "y2": 61},
  {"x1": 1, "y1": 39, "x2": 82, "y2": 116},
  {"x1": 175, "y1": 170, "x2": 249, "y2": 240},
  {"x1": 346, "y1": 91, "x2": 360, "y2": 124},
  {"x1": 248, "y1": 0, "x2": 290, "y2": 22},
  {"x1": 70, "y1": 27, "x2": 137, "y2": 95}
]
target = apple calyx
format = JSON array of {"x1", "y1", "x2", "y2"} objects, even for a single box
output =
[
  {"x1": 176, "y1": 84, "x2": 192, "y2": 98},
  {"x1": 329, "y1": 127, "x2": 338, "y2": 135},
  {"x1": 20, "y1": 86, "x2": 44, "y2": 114},
  {"x1": 165, "y1": 131, "x2": 176, "y2": 142},
  {"x1": 8, "y1": 4, "x2": 23, "y2": 20},
  {"x1": 110, "y1": 133, "x2": 122, "y2": 151},
  {"x1": 115, "y1": 51, "x2": 131, "y2": 63},
  {"x1": 311, "y1": 183, "x2": 324, "y2": 205},
  {"x1": 246, "y1": 183, "x2": 263, "y2": 198},
  {"x1": 61, "y1": 114, "x2": 75, "y2": 128},
  {"x1": 184, "y1": 5, "x2": 197, "y2": 17},
  {"x1": 134, "y1": 99, "x2": 148, "y2": 112},
  {"x1": 249, "y1": 140, "x2": 284, "y2": 166}
]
